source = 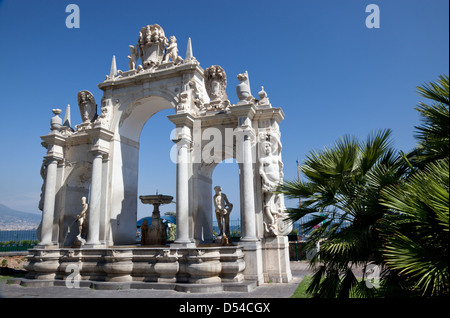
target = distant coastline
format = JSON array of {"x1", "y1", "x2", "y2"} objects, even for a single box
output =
[{"x1": 0, "y1": 203, "x2": 41, "y2": 231}]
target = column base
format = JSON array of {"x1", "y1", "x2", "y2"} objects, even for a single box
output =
[
  {"x1": 240, "y1": 237, "x2": 259, "y2": 243},
  {"x1": 238, "y1": 241, "x2": 264, "y2": 285},
  {"x1": 83, "y1": 243, "x2": 106, "y2": 249},
  {"x1": 171, "y1": 241, "x2": 196, "y2": 248},
  {"x1": 36, "y1": 243, "x2": 58, "y2": 249}
]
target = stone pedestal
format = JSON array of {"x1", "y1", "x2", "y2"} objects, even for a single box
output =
[
  {"x1": 186, "y1": 249, "x2": 222, "y2": 284},
  {"x1": 103, "y1": 249, "x2": 133, "y2": 282},
  {"x1": 262, "y1": 236, "x2": 292, "y2": 283},
  {"x1": 239, "y1": 241, "x2": 264, "y2": 285}
]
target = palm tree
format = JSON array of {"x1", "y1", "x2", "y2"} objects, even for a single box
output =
[
  {"x1": 281, "y1": 129, "x2": 408, "y2": 297},
  {"x1": 379, "y1": 159, "x2": 449, "y2": 297},
  {"x1": 283, "y1": 75, "x2": 449, "y2": 298},
  {"x1": 410, "y1": 75, "x2": 449, "y2": 168},
  {"x1": 377, "y1": 75, "x2": 449, "y2": 297}
]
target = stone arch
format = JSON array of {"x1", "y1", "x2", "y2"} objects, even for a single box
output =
[
  {"x1": 59, "y1": 161, "x2": 92, "y2": 246},
  {"x1": 116, "y1": 88, "x2": 178, "y2": 142},
  {"x1": 192, "y1": 142, "x2": 242, "y2": 243},
  {"x1": 108, "y1": 89, "x2": 178, "y2": 245}
]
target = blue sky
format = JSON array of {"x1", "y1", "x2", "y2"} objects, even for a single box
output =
[{"x1": 0, "y1": 0, "x2": 448, "y2": 220}]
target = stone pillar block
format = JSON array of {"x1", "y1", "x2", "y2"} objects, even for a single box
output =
[{"x1": 262, "y1": 236, "x2": 292, "y2": 283}]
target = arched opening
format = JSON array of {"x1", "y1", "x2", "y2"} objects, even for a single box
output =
[
  {"x1": 137, "y1": 108, "x2": 176, "y2": 243},
  {"x1": 110, "y1": 94, "x2": 176, "y2": 245},
  {"x1": 211, "y1": 159, "x2": 241, "y2": 240},
  {"x1": 60, "y1": 162, "x2": 91, "y2": 246}
]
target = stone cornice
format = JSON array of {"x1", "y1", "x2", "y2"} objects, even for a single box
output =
[
  {"x1": 167, "y1": 112, "x2": 195, "y2": 128},
  {"x1": 229, "y1": 103, "x2": 257, "y2": 120},
  {"x1": 87, "y1": 126, "x2": 114, "y2": 155},
  {"x1": 253, "y1": 107, "x2": 285, "y2": 123},
  {"x1": 98, "y1": 62, "x2": 204, "y2": 91},
  {"x1": 40, "y1": 133, "x2": 66, "y2": 147}
]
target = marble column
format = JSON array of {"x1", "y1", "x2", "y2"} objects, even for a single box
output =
[
  {"x1": 86, "y1": 151, "x2": 104, "y2": 246},
  {"x1": 174, "y1": 138, "x2": 192, "y2": 245},
  {"x1": 39, "y1": 158, "x2": 58, "y2": 246},
  {"x1": 241, "y1": 133, "x2": 258, "y2": 242}
]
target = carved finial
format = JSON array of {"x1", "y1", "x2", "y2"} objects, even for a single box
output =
[
  {"x1": 63, "y1": 104, "x2": 71, "y2": 128},
  {"x1": 186, "y1": 37, "x2": 193, "y2": 60},
  {"x1": 50, "y1": 109, "x2": 62, "y2": 132},
  {"x1": 257, "y1": 86, "x2": 271, "y2": 107},
  {"x1": 258, "y1": 86, "x2": 267, "y2": 99},
  {"x1": 109, "y1": 55, "x2": 117, "y2": 78}
]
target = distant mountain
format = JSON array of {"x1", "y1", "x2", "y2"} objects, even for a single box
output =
[{"x1": 0, "y1": 204, "x2": 41, "y2": 230}]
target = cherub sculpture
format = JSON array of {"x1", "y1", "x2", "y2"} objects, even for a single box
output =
[
  {"x1": 128, "y1": 44, "x2": 139, "y2": 70},
  {"x1": 163, "y1": 36, "x2": 183, "y2": 64}
]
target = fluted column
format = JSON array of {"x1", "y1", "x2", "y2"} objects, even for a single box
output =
[
  {"x1": 85, "y1": 127, "x2": 113, "y2": 247},
  {"x1": 39, "y1": 158, "x2": 59, "y2": 246},
  {"x1": 86, "y1": 150, "x2": 104, "y2": 246},
  {"x1": 240, "y1": 133, "x2": 258, "y2": 242},
  {"x1": 174, "y1": 137, "x2": 192, "y2": 245},
  {"x1": 168, "y1": 113, "x2": 195, "y2": 247}
]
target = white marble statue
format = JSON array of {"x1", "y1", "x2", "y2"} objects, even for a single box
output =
[
  {"x1": 236, "y1": 71, "x2": 254, "y2": 104},
  {"x1": 94, "y1": 97, "x2": 113, "y2": 129},
  {"x1": 163, "y1": 36, "x2": 183, "y2": 64},
  {"x1": 76, "y1": 90, "x2": 97, "y2": 131},
  {"x1": 204, "y1": 65, "x2": 230, "y2": 111},
  {"x1": 259, "y1": 134, "x2": 284, "y2": 236},
  {"x1": 213, "y1": 186, "x2": 233, "y2": 238},
  {"x1": 128, "y1": 44, "x2": 139, "y2": 70},
  {"x1": 74, "y1": 196, "x2": 88, "y2": 246}
]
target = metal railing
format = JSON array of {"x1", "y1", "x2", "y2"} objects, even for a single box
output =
[{"x1": 0, "y1": 230, "x2": 38, "y2": 252}]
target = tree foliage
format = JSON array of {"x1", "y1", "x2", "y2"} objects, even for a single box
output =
[{"x1": 282, "y1": 74, "x2": 449, "y2": 297}]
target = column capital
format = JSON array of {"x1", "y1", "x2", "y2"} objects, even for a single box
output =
[
  {"x1": 253, "y1": 107, "x2": 285, "y2": 124},
  {"x1": 86, "y1": 126, "x2": 114, "y2": 140},
  {"x1": 230, "y1": 103, "x2": 256, "y2": 120},
  {"x1": 167, "y1": 112, "x2": 195, "y2": 128},
  {"x1": 41, "y1": 133, "x2": 66, "y2": 160},
  {"x1": 89, "y1": 149, "x2": 107, "y2": 159},
  {"x1": 172, "y1": 136, "x2": 192, "y2": 147},
  {"x1": 40, "y1": 132, "x2": 67, "y2": 147},
  {"x1": 87, "y1": 126, "x2": 114, "y2": 155}
]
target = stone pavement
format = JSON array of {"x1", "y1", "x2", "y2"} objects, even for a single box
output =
[{"x1": 0, "y1": 261, "x2": 312, "y2": 299}]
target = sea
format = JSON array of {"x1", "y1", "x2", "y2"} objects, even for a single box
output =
[{"x1": 0, "y1": 229, "x2": 38, "y2": 242}]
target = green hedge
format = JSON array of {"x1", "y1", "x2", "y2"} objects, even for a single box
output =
[{"x1": 0, "y1": 240, "x2": 38, "y2": 252}]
